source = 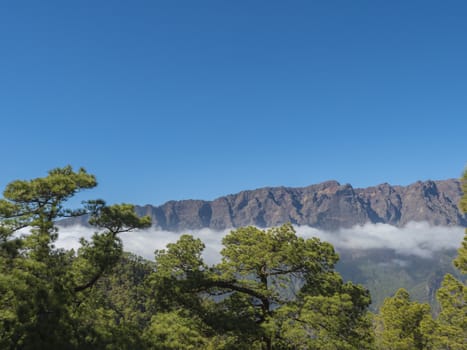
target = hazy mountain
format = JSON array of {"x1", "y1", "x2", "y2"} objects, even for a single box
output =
[
  {"x1": 128, "y1": 179, "x2": 465, "y2": 231},
  {"x1": 337, "y1": 247, "x2": 463, "y2": 311}
]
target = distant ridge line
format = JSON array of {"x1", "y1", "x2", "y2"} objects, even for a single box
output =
[{"x1": 61, "y1": 179, "x2": 465, "y2": 231}]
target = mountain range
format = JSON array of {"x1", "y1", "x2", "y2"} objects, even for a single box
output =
[{"x1": 129, "y1": 179, "x2": 465, "y2": 231}]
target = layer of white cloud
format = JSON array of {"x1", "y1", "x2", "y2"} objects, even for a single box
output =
[
  {"x1": 52, "y1": 222, "x2": 465, "y2": 263},
  {"x1": 296, "y1": 222, "x2": 464, "y2": 258}
]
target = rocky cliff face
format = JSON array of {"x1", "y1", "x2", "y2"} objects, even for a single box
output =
[{"x1": 133, "y1": 179, "x2": 465, "y2": 231}]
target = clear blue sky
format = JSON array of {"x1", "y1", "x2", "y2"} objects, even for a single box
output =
[{"x1": 1, "y1": 1, "x2": 466, "y2": 206}]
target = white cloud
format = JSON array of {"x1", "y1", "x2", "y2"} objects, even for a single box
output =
[
  {"x1": 297, "y1": 222, "x2": 464, "y2": 258},
  {"x1": 53, "y1": 222, "x2": 465, "y2": 263},
  {"x1": 53, "y1": 226, "x2": 230, "y2": 264}
]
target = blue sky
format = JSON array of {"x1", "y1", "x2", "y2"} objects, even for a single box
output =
[{"x1": 1, "y1": 1, "x2": 466, "y2": 206}]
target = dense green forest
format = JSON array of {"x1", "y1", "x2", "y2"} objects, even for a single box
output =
[{"x1": 1, "y1": 167, "x2": 466, "y2": 349}]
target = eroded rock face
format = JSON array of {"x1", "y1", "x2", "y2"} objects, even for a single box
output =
[{"x1": 133, "y1": 179, "x2": 466, "y2": 231}]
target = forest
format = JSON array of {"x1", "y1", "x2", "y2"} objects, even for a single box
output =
[{"x1": 0, "y1": 166, "x2": 466, "y2": 349}]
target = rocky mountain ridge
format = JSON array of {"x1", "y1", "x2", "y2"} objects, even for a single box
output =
[{"x1": 129, "y1": 179, "x2": 465, "y2": 231}]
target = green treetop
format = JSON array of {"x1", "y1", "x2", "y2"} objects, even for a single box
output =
[
  {"x1": 374, "y1": 288, "x2": 434, "y2": 350},
  {"x1": 0, "y1": 166, "x2": 151, "y2": 349},
  {"x1": 428, "y1": 168, "x2": 467, "y2": 349},
  {"x1": 148, "y1": 224, "x2": 374, "y2": 349}
]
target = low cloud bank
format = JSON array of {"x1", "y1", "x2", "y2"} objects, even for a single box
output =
[
  {"x1": 53, "y1": 222, "x2": 465, "y2": 264},
  {"x1": 296, "y1": 222, "x2": 464, "y2": 258}
]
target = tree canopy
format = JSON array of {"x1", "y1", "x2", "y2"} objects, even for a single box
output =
[
  {"x1": 1, "y1": 166, "x2": 466, "y2": 349},
  {"x1": 148, "y1": 224, "x2": 374, "y2": 349},
  {"x1": 0, "y1": 166, "x2": 151, "y2": 349}
]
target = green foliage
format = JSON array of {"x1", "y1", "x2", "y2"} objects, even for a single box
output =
[
  {"x1": 426, "y1": 274, "x2": 467, "y2": 349},
  {"x1": 68, "y1": 253, "x2": 156, "y2": 349},
  {"x1": 374, "y1": 288, "x2": 433, "y2": 350},
  {"x1": 2, "y1": 165, "x2": 466, "y2": 348},
  {"x1": 273, "y1": 291, "x2": 373, "y2": 350},
  {"x1": 0, "y1": 166, "x2": 151, "y2": 349},
  {"x1": 149, "y1": 224, "x2": 374, "y2": 349},
  {"x1": 143, "y1": 310, "x2": 210, "y2": 349},
  {"x1": 154, "y1": 234, "x2": 207, "y2": 278},
  {"x1": 88, "y1": 201, "x2": 152, "y2": 234}
]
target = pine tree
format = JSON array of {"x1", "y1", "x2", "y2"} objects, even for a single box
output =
[{"x1": 0, "y1": 166, "x2": 150, "y2": 349}]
